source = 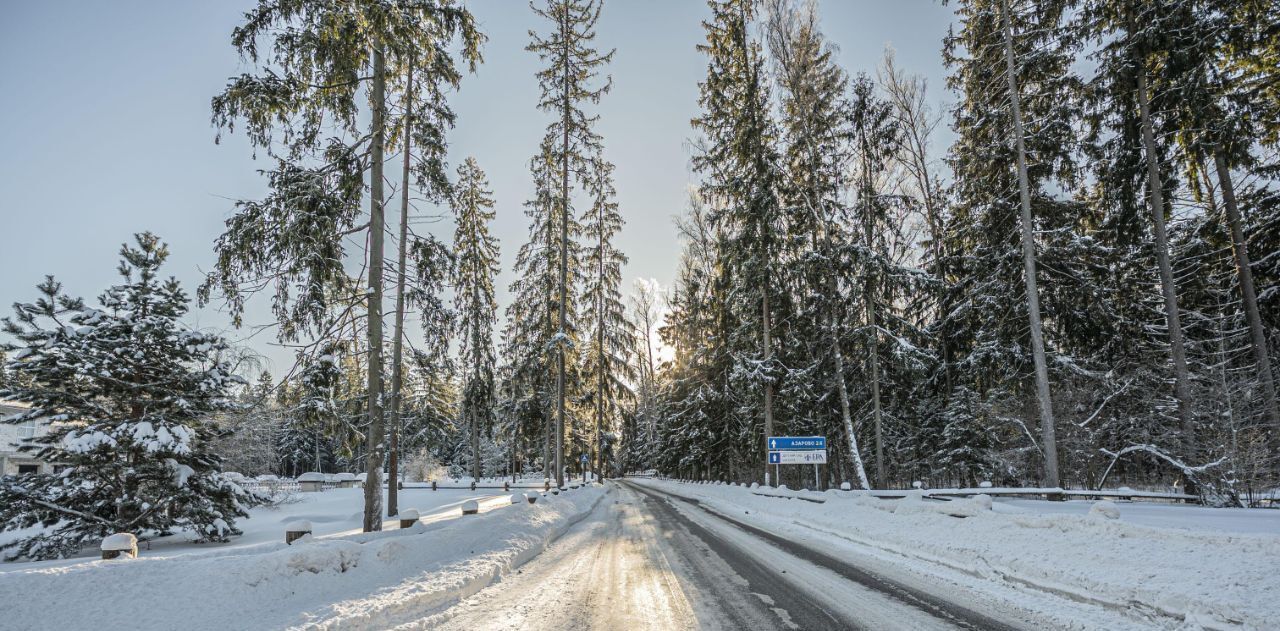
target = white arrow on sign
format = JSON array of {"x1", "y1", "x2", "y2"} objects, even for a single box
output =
[{"x1": 770, "y1": 439, "x2": 777, "y2": 449}]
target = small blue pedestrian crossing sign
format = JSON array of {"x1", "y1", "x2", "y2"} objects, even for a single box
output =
[
  {"x1": 581, "y1": 453, "x2": 589, "y2": 464},
  {"x1": 768, "y1": 452, "x2": 781, "y2": 464}
]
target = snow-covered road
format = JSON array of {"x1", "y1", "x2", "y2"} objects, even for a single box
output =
[
  {"x1": 413, "y1": 481, "x2": 1109, "y2": 630},
  {"x1": 6, "y1": 479, "x2": 1254, "y2": 629}
]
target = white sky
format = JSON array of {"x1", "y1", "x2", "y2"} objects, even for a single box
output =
[{"x1": 0, "y1": 0, "x2": 956, "y2": 375}]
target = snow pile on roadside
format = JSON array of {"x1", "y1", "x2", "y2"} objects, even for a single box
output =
[
  {"x1": 0, "y1": 486, "x2": 607, "y2": 630},
  {"x1": 636, "y1": 478, "x2": 1279, "y2": 629}
]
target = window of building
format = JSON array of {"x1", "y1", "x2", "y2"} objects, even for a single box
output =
[
  {"x1": 17, "y1": 420, "x2": 37, "y2": 439},
  {"x1": 17, "y1": 464, "x2": 38, "y2": 475}
]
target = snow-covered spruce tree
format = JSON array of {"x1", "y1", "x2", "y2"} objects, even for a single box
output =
[
  {"x1": 1146, "y1": 0, "x2": 1280, "y2": 429},
  {"x1": 1079, "y1": 0, "x2": 1280, "y2": 496},
  {"x1": 693, "y1": 0, "x2": 789, "y2": 485},
  {"x1": 204, "y1": 0, "x2": 482, "y2": 532},
  {"x1": 656, "y1": 197, "x2": 736, "y2": 480},
  {"x1": 398, "y1": 352, "x2": 460, "y2": 466},
  {"x1": 579, "y1": 158, "x2": 633, "y2": 479},
  {"x1": 452, "y1": 158, "x2": 501, "y2": 480},
  {"x1": 526, "y1": 0, "x2": 614, "y2": 488},
  {"x1": 1076, "y1": 0, "x2": 1201, "y2": 478},
  {"x1": 0, "y1": 350, "x2": 9, "y2": 391},
  {"x1": 878, "y1": 49, "x2": 955, "y2": 484},
  {"x1": 846, "y1": 74, "x2": 934, "y2": 488},
  {"x1": 941, "y1": 0, "x2": 1100, "y2": 486},
  {"x1": 762, "y1": 0, "x2": 926, "y2": 488},
  {"x1": 501, "y1": 149, "x2": 562, "y2": 479},
  {"x1": 385, "y1": 50, "x2": 461, "y2": 516},
  {"x1": 211, "y1": 370, "x2": 280, "y2": 476},
  {"x1": 0, "y1": 234, "x2": 257, "y2": 560},
  {"x1": 765, "y1": 0, "x2": 873, "y2": 490}
]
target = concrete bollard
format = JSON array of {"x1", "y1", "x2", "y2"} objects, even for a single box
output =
[
  {"x1": 504, "y1": 481, "x2": 510, "y2": 492},
  {"x1": 284, "y1": 521, "x2": 312, "y2": 545},
  {"x1": 551, "y1": 488, "x2": 560, "y2": 495},
  {"x1": 298, "y1": 472, "x2": 325, "y2": 492},
  {"x1": 470, "y1": 480, "x2": 476, "y2": 491},
  {"x1": 461, "y1": 499, "x2": 480, "y2": 515},
  {"x1": 431, "y1": 480, "x2": 437, "y2": 491},
  {"x1": 101, "y1": 533, "x2": 138, "y2": 560},
  {"x1": 398, "y1": 509, "x2": 420, "y2": 529},
  {"x1": 526, "y1": 493, "x2": 538, "y2": 505},
  {"x1": 544, "y1": 480, "x2": 551, "y2": 492}
]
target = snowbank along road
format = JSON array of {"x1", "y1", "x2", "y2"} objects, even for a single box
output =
[{"x1": 417, "y1": 480, "x2": 1149, "y2": 630}]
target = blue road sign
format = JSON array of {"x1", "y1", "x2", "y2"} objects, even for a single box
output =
[
  {"x1": 581, "y1": 454, "x2": 589, "y2": 464},
  {"x1": 768, "y1": 450, "x2": 827, "y2": 464},
  {"x1": 768, "y1": 436, "x2": 826, "y2": 451}
]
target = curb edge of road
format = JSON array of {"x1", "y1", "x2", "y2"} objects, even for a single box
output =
[{"x1": 634, "y1": 480, "x2": 1224, "y2": 630}]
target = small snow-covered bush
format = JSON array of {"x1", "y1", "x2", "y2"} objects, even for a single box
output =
[
  {"x1": 261, "y1": 487, "x2": 304, "y2": 507},
  {"x1": 972, "y1": 493, "x2": 993, "y2": 511},
  {"x1": 1090, "y1": 500, "x2": 1121, "y2": 520}
]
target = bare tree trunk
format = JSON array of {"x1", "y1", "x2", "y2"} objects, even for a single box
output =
[
  {"x1": 1213, "y1": 153, "x2": 1279, "y2": 426},
  {"x1": 543, "y1": 406, "x2": 551, "y2": 482},
  {"x1": 859, "y1": 126, "x2": 886, "y2": 488},
  {"x1": 554, "y1": 7, "x2": 570, "y2": 490},
  {"x1": 595, "y1": 364, "x2": 603, "y2": 480},
  {"x1": 595, "y1": 218, "x2": 606, "y2": 481},
  {"x1": 762, "y1": 282, "x2": 774, "y2": 486},
  {"x1": 470, "y1": 400, "x2": 480, "y2": 481},
  {"x1": 386, "y1": 54, "x2": 413, "y2": 518},
  {"x1": 867, "y1": 274, "x2": 885, "y2": 487},
  {"x1": 832, "y1": 297, "x2": 871, "y2": 489},
  {"x1": 1000, "y1": 0, "x2": 1060, "y2": 488},
  {"x1": 1135, "y1": 69, "x2": 1197, "y2": 474},
  {"x1": 362, "y1": 42, "x2": 388, "y2": 532},
  {"x1": 596, "y1": 318, "x2": 605, "y2": 481}
]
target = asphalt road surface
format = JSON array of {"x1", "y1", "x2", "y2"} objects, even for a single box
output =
[{"x1": 412, "y1": 480, "x2": 1065, "y2": 630}]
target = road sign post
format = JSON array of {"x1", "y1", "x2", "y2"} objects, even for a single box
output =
[{"x1": 766, "y1": 436, "x2": 827, "y2": 489}]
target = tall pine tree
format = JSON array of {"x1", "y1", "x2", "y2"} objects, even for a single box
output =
[
  {"x1": 526, "y1": 0, "x2": 615, "y2": 487},
  {"x1": 452, "y1": 158, "x2": 501, "y2": 480},
  {"x1": 203, "y1": 0, "x2": 482, "y2": 530}
]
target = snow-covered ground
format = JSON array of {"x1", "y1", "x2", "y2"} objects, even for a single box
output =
[
  {"x1": 632, "y1": 478, "x2": 1280, "y2": 630},
  {"x1": 992, "y1": 497, "x2": 1280, "y2": 536},
  {"x1": 0, "y1": 485, "x2": 607, "y2": 629},
  {"x1": 0, "y1": 487, "x2": 515, "y2": 567}
]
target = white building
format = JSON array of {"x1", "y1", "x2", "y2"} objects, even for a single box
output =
[{"x1": 0, "y1": 401, "x2": 59, "y2": 476}]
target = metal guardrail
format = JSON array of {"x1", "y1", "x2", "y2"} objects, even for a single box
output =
[{"x1": 663, "y1": 479, "x2": 1200, "y2": 504}]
